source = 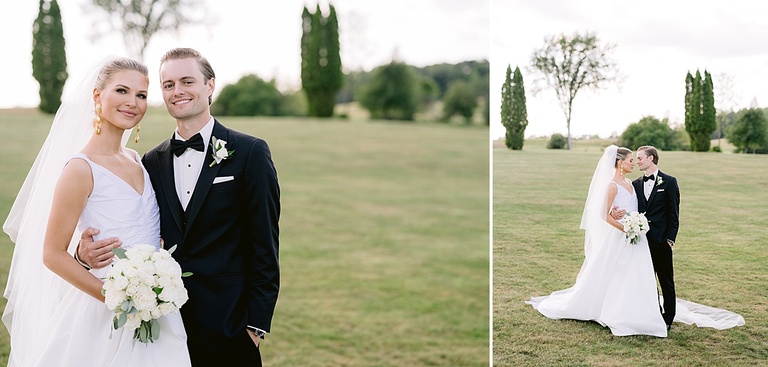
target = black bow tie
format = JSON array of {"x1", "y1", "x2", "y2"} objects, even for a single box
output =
[
  {"x1": 643, "y1": 174, "x2": 655, "y2": 182},
  {"x1": 171, "y1": 133, "x2": 205, "y2": 157}
]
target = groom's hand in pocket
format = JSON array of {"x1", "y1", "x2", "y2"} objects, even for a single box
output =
[
  {"x1": 247, "y1": 329, "x2": 262, "y2": 348},
  {"x1": 76, "y1": 227, "x2": 122, "y2": 269}
]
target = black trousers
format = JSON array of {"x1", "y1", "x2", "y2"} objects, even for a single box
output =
[
  {"x1": 188, "y1": 331, "x2": 261, "y2": 367},
  {"x1": 649, "y1": 240, "x2": 676, "y2": 326}
]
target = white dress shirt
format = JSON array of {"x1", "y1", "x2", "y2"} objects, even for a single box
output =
[
  {"x1": 173, "y1": 117, "x2": 215, "y2": 210},
  {"x1": 643, "y1": 169, "x2": 658, "y2": 201}
]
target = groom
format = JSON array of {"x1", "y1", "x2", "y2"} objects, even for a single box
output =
[
  {"x1": 614, "y1": 145, "x2": 679, "y2": 330},
  {"x1": 78, "y1": 48, "x2": 280, "y2": 366}
]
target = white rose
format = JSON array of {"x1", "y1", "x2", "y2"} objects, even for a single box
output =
[
  {"x1": 124, "y1": 313, "x2": 142, "y2": 330},
  {"x1": 112, "y1": 275, "x2": 129, "y2": 291},
  {"x1": 133, "y1": 287, "x2": 158, "y2": 310},
  {"x1": 104, "y1": 289, "x2": 126, "y2": 310},
  {"x1": 155, "y1": 259, "x2": 181, "y2": 278}
]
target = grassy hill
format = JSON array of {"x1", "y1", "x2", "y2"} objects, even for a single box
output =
[
  {"x1": 493, "y1": 140, "x2": 768, "y2": 366},
  {"x1": 0, "y1": 108, "x2": 490, "y2": 366}
]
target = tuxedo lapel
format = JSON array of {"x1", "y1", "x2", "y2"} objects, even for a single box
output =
[
  {"x1": 184, "y1": 121, "x2": 228, "y2": 235},
  {"x1": 157, "y1": 138, "x2": 184, "y2": 232},
  {"x1": 632, "y1": 178, "x2": 646, "y2": 212}
]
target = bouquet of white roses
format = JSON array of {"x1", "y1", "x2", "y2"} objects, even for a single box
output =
[
  {"x1": 622, "y1": 211, "x2": 650, "y2": 245},
  {"x1": 102, "y1": 244, "x2": 191, "y2": 343}
]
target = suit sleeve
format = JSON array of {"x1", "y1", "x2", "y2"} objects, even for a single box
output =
[
  {"x1": 243, "y1": 138, "x2": 280, "y2": 332},
  {"x1": 665, "y1": 176, "x2": 680, "y2": 242}
]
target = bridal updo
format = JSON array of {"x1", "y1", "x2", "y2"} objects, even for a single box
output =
[
  {"x1": 615, "y1": 147, "x2": 632, "y2": 167},
  {"x1": 95, "y1": 58, "x2": 148, "y2": 90}
]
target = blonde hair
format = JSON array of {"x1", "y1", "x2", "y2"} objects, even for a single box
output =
[
  {"x1": 615, "y1": 147, "x2": 632, "y2": 167},
  {"x1": 637, "y1": 145, "x2": 659, "y2": 164},
  {"x1": 95, "y1": 58, "x2": 148, "y2": 90}
]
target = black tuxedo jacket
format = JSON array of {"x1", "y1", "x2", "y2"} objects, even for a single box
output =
[
  {"x1": 633, "y1": 171, "x2": 679, "y2": 245},
  {"x1": 142, "y1": 120, "x2": 280, "y2": 360}
]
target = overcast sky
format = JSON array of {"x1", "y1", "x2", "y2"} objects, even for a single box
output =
[
  {"x1": 1, "y1": 0, "x2": 489, "y2": 108},
  {"x1": 491, "y1": 0, "x2": 768, "y2": 139}
]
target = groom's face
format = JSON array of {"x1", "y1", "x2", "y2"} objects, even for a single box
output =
[
  {"x1": 636, "y1": 151, "x2": 651, "y2": 171},
  {"x1": 160, "y1": 58, "x2": 215, "y2": 121}
]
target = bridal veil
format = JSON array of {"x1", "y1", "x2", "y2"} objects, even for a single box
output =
[{"x1": 2, "y1": 56, "x2": 131, "y2": 366}]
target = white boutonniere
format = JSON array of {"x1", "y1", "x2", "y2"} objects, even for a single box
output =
[
  {"x1": 655, "y1": 175, "x2": 664, "y2": 187},
  {"x1": 209, "y1": 136, "x2": 234, "y2": 167}
]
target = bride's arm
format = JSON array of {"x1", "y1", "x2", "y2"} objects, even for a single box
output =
[
  {"x1": 42, "y1": 159, "x2": 106, "y2": 302},
  {"x1": 603, "y1": 184, "x2": 625, "y2": 232}
]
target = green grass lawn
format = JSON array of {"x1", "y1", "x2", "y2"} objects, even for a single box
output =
[
  {"x1": 0, "y1": 108, "x2": 490, "y2": 366},
  {"x1": 493, "y1": 139, "x2": 768, "y2": 366}
]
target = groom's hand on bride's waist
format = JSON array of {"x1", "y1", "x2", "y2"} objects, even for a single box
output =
[
  {"x1": 75, "y1": 227, "x2": 122, "y2": 270},
  {"x1": 610, "y1": 206, "x2": 626, "y2": 220}
]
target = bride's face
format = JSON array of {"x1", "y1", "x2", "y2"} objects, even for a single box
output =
[
  {"x1": 95, "y1": 70, "x2": 149, "y2": 131},
  {"x1": 620, "y1": 156, "x2": 634, "y2": 173}
]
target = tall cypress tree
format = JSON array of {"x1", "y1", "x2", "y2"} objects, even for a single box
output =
[
  {"x1": 685, "y1": 69, "x2": 717, "y2": 151},
  {"x1": 300, "y1": 4, "x2": 343, "y2": 117},
  {"x1": 501, "y1": 65, "x2": 514, "y2": 148},
  {"x1": 684, "y1": 71, "x2": 694, "y2": 136},
  {"x1": 32, "y1": 0, "x2": 68, "y2": 114},
  {"x1": 509, "y1": 66, "x2": 528, "y2": 150},
  {"x1": 701, "y1": 70, "x2": 716, "y2": 151},
  {"x1": 686, "y1": 71, "x2": 703, "y2": 151}
]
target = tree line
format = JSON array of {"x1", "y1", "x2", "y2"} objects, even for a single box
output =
[
  {"x1": 31, "y1": 0, "x2": 488, "y2": 125},
  {"x1": 500, "y1": 31, "x2": 768, "y2": 154}
]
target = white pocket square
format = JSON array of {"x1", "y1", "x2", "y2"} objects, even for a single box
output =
[
  {"x1": 656, "y1": 188, "x2": 665, "y2": 192},
  {"x1": 213, "y1": 176, "x2": 234, "y2": 184}
]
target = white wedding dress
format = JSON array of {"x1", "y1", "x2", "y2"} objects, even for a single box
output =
[
  {"x1": 30, "y1": 152, "x2": 191, "y2": 366},
  {"x1": 528, "y1": 180, "x2": 668, "y2": 337},
  {"x1": 527, "y1": 177, "x2": 746, "y2": 336}
]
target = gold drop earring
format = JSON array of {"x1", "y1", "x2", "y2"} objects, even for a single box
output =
[
  {"x1": 94, "y1": 104, "x2": 102, "y2": 134},
  {"x1": 134, "y1": 123, "x2": 141, "y2": 143}
]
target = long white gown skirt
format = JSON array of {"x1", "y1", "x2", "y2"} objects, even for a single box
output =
[{"x1": 526, "y1": 182, "x2": 744, "y2": 336}]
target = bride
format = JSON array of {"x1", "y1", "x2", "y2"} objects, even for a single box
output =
[
  {"x1": 526, "y1": 145, "x2": 745, "y2": 337},
  {"x1": 2, "y1": 57, "x2": 191, "y2": 366}
]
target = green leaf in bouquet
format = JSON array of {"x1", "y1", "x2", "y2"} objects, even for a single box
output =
[
  {"x1": 116, "y1": 312, "x2": 127, "y2": 329},
  {"x1": 112, "y1": 247, "x2": 127, "y2": 259},
  {"x1": 181, "y1": 272, "x2": 193, "y2": 277},
  {"x1": 150, "y1": 319, "x2": 160, "y2": 342},
  {"x1": 136, "y1": 323, "x2": 148, "y2": 343},
  {"x1": 120, "y1": 300, "x2": 132, "y2": 312},
  {"x1": 153, "y1": 287, "x2": 164, "y2": 295}
]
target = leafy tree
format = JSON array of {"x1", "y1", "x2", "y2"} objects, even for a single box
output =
[
  {"x1": 211, "y1": 74, "x2": 304, "y2": 117},
  {"x1": 85, "y1": 0, "x2": 210, "y2": 61},
  {"x1": 547, "y1": 133, "x2": 567, "y2": 149},
  {"x1": 301, "y1": 4, "x2": 343, "y2": 117},
  {"x1": 442, "y1": 81, "x2": 477, "y2": 123},
  {"x1": 359, "y1": 61, "x2": 420, "y2": 120},
  {"x1": 32, "y1": 0, "x2": 68, "y2": 114},
  {"x1": 417, "y1": 60, "x2": 489, "y2": 98},
  {"x1": 727, "y1": 109, "x2": 768, "y2": 153},
  {"x1": 619, "y1": 116, "x2": 684, "y2": 151},
  {"x1": 529, "y1": 31, "x2": 620, "y2": 150}
]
